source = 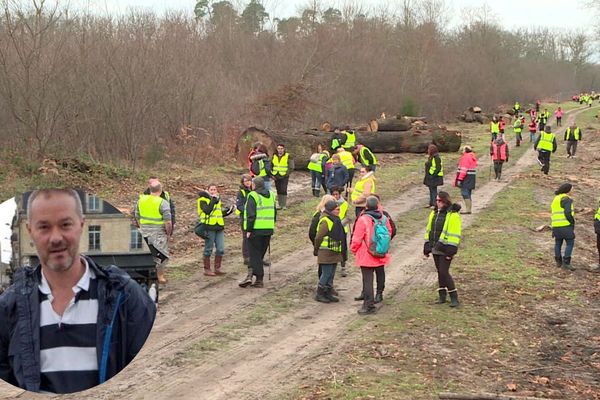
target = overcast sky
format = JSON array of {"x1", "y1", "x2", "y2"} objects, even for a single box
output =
[{"x1": 65, "y1": 0, "x2": 595, "y2": 31}]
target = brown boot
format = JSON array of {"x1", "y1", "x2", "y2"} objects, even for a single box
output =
[
  {"x1": 203, "y1": 256, "x2": 216, "y2": 276},
  {"x1": 157, "y1": 267, "x2": 167, "y2": 284},
  {"x1": 214, "y1": 255, "x2": 226, "y2": 275}
]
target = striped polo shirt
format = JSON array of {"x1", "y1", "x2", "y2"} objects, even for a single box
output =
[{"x1": 38, "y1": 258, "x2": 99, "y2": 394}]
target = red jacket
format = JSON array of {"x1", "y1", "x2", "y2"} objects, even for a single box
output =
[
  {"x1": 490, "y1": 141, "x2": 508, "y2": 162},
  {"x1": 528, "y1": 121, "x2": 537, "y2": 132},
  {"x1": 350, "y1": 211, "x2": 393, "y2": 267},
  {"x1": 454, "y1": 152, "x2": 478, "y2": 185}
]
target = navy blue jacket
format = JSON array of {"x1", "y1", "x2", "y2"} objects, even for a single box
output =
[
  {"x1": 0, "y1": 256, "x2": 156, "y2": 393},
  {"x1": 326, "y1": 164, "x2": 349, "y2": 190}
]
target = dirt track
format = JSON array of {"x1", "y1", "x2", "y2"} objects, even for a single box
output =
[{"x1": 0, "y1": 107, "x2": 591, "y2": 400}]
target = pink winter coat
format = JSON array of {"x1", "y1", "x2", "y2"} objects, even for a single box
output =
[
  {"x1": 454, "y1": 152, "x2": 478, "y2": 185},
  {"x1": 350, "y1": 211, "x2": 393, "y2": 267}
]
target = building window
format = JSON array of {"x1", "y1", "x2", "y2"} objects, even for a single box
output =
[
  {"x1": 86, "y1": 194, "x2": 102, "y2": 213},
  {"x1": 88, "y1": 225, "x2": 101, "y2": 251},
  {"x1": 130, "y1": 226, "x2": 143, "y2": 250}
]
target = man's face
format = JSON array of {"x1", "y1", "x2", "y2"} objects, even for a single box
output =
[
  {"x1": 277, "y1": 146, "x2": 284, "y2": 155},
  {"x1": 27, "y1": 193, "x2": 84, "y2": 273}
]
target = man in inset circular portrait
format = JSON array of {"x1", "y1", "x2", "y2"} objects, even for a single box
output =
[{"x1": 0, "y1": 189, "x2": 156, "y2": 394}]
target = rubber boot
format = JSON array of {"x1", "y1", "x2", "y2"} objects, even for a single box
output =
[
  {"x1": 325, "y1": 285, "x2": 339, "y2": 302},
  {"x1": 276, "y1": 194, "x2": 283, "y2": 210},
  {"x1": 354, "y1": 292, "x2": 365, "y2": 301},
  {"x1": 374, "y1": 291, "x2": 383, "y2": 304},
  {"x1": 435, "y1": 287, "x2": 447, "y2": 304},
  {"x1": 238, "y1": 268, "x2": 253, "y2": 287},
  {"x1": 460, "y1": 199, "x2": 472, "y2": 214},
  {"x1": 280, "y1": 195, "x2": 287, "y2": 210},
  {"x1": 448, "y1": 289, "x2": 460, "y2": 307},
  {"x1": 214, "y1": 255, "x2": 226, "y2": 275},
  {"x1": 554, "y1": 256, "x2": 562, "y2": 268},
  {"x1": 315, "y1": 284, "x2": 330, "y2": 303},
  {"x1": 340, "y1": 261, "x2": 348, "y2": 277},
  {"x1": 312, "y1": 189, "x2": 320, "y2": 197},
  {"x1": 157, "y1": 266, "x2": 167, "y2": 284},
  {"x1": 358, "y1": 305, "x2": 377, "y2": 315},
  {"x1": 562, "y1": 256, "x2": 575, "y2": 271},
  {"x1": 203, "y1": 256, "x2": 216, "y2": 276},
  {"x1": 251, "y1": 276, "x2": 264, "y2": 288}
]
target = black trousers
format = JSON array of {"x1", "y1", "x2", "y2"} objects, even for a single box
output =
[
  {"x1": 433, "y1": 255, "x2": 455, "y2": 291},
  {"x1": 274, "y1": 175, "x2": 289, "y2": 195},
  {"x1": 493, "y1": 161, "x2": 504, "y2": 178},
  {"x1": 248, "y1": 234, "x2": 271, "y2": 279},
  {"x1": 538, "y1": 151, "x2": 551, "y2": 175},
  {"x1": 596, "y1": 234, "x2": 600, "y2": 264},
  {"x1": 360, "y1": 266, "x2": 385, "y2": 308},
  {"x1": 566, "y1": 141, "x2": 578, "y2": 157}
]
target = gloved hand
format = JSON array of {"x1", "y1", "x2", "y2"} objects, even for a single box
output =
[{"x1": 423, "y1": 242, "x2": 432, "y2": 257}]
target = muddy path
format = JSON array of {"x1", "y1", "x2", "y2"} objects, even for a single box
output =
[{"x1": 0, "y1": 106, "x2": 592, "y2": 400}]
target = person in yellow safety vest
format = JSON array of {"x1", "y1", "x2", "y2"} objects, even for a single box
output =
[
  {"x1": 272, "y1": 143, "x2": 294, "y2": 210},
  {"x1": 592, "y1": 198, "x2": 600, "y2": 272},
  {"x1": 235, "y1": 174, "x2": 253, "y2": 266},
  {"x1": 341, "y1": 127, "x2": 356, "y2": 150},
  {"x1": 551, "y1": 183, "x2": 576, "y2": 271},
  {"x1": 136, "y1": 182, "x2": 173, "y2": 284},
  {"x1": 513, "y1": 101, "x2": 520, "y2": 115},
  {"x1": 423, "y1": 191, "x2": 462, "y2": 307},
  {"x1": 424, "y1": 144, "x2": 444, "y2": 208},
  {"x1": 337, "y1": 147, "x2": 356, "y2": 188},
  {"x1": 353, "y1": 144, "x2": 378, "y2": 172},
  {"x1": 534, "y1": 125, "x2": 557, "y2": 175},
  {"x1": 308, "y1": 149, "x2": 329, "y2": 197},
  {"x1": 331, "y1": 186, "x2": 351, "y2": 277},
  {"x1": 197, "y1": 184, "x2": 235, "y2": 276},
  {"x1": 349, "y1": 165, "x2": 376, "y2": 217},
  {"x1": 564, "y1": 123, "x2": 582, "y2": 158},
  {"x1": 313, "y1": 199, "x2": 345, "y2": 303},
  {"x1": 144, "y1": 176, "x2": 176, "y2": 229},
  {"x1": 489, "y1": 116, "x2": 500, "y2": 141},
  {"x1": 330, "y1": 127, "x2": 342, "y2": 152},
  {"x1": 513, "y1": 116, "x2": 523, "y2": 147},
  {"x1": 239, "y1": 176, "x2": 276, "y2": 288},
  {"x1": 587, "y1": 95, "x2": 593, "y2": 107},
  {"x1": 249, "y1": 144, "x2": 272, "y2": 191}
]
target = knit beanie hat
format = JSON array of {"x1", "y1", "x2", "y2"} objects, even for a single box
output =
[
  {"x1": 324, "y1": 199, "x2": 338, "y2": 212},
  {"x1": 252, "y1": 176, "x2": 265, "y2": 190},
  {"x1": 555, "y1": 183, "x2": 572, "y2": 195}
]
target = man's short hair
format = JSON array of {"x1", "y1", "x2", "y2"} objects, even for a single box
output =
[
  {"x1": 27, "y1": 189, "x2": 83, "y2": 222},
  {"x1": 149, "y1": 183, "x2": 162, "y2": 194}
]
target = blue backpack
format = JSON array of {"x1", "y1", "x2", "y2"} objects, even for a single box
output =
[{"x1": 366, "y1": 215, "x2": 391, "y2": 258}]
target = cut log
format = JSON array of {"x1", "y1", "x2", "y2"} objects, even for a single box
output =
[
  {"x1": 368, "y1": 118, "x2": 412, "y2": 132},
  {"x1": 439, "y1": 392, "x2": 554, "y2": 400},
  {"x1": 403, "y1": 116, "x2": 428, "y2": 124},
  {"x1": 235, "y1": 127, "x2": 461, "y2": 170}
]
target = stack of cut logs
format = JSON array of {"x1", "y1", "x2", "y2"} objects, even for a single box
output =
[{"x1": 235, "y1": 116, "x2": 462, "y2": 170}]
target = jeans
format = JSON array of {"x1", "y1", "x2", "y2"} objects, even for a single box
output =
[
  {"x1": 371, "y1": 165, "x2": 377, "y2": 173},
  {"x1": 318, "y1": 263, "x2": 336, "y2": 286},
  {"x1": 203, "y1": 229, "x2": 225, "y2": 257},
  {"x1": 460, "y1": 186, "x2": 472, "y2": 199},
  {"x1": 311, "y1": 171, "x2": 323, "y2": 193},
  {"x1": 263, "y1": 178, "x2": 272, "y2": 191},
  {"x1": 555, "y1": 238, "x2": 574, "y2": 258},
  {"x1": 428, "y1": 186, "x2": 438, "y2": 207},
  {"x1": 566, "y1": 141, "x2": 578, "y2": 157},
  {"x1": 529, "y1": 131, "x2": 536, "y2": 142}
]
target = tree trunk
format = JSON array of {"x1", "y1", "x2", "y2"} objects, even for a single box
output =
[
  {"x1": 368, "y1": 117, "x2": 412, "y2": 132},
  {"x1": 235, "y1": 127, "x2": 461, "y2": 170}
]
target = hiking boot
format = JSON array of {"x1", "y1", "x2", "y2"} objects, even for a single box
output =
[
  {"x1": 554, "y1": 256, "x2": 562, "y2": 268},
  {"x1": 340, "y1": 262, "x2": 348, "y2": 277},
  {"x1": 315, "y1": 285, "x2": 330, "y2": 303},
  {"x1": 448, "y1": 289, "x2": 459, "y2": 307},
  {"x1": 325, "y1": 285, "x2": 339, "y2": 302},
  {"x1": 562, "y1": 257, "x2": 575, "y2": 271},
  {"x1": 354, "y1": 292, "x2": 365, "y2": 301},
  {"x1": 238, "y1": 268, "x2": 253, "y2": 288},
  {"x1": 330, "y1": 286, "x2": 339, "y2": 296},
  {"x1": 214, "y1": 255, "x2": 226, "y2": 275},
  {"x1": 435, "y1": 287, "x2": 447, "y2": 304},
  {"x1": 357, "y1": 306, "x2": 377, "y2": 315},
  {"x1": 374, "y1": 291, "x2": 383, "y2": 304},
  {"x1": 203, "y1": 256, "x2": 216, "y2": 276},
  {"x1": 251, "y1": 279, "x2": 264, "y2": 288}
]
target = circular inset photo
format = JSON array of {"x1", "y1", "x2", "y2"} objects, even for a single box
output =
[{"x1": 0, "y1": 189, "x2": 157, "y2": 394}]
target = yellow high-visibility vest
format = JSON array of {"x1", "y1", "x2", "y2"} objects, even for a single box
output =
[
  {"x1": 272, "y1": 153, "x2": 289, "y2": 176},
  {"x1": 551, "y1": 194, "x2": 574, "y2": 228},
  {"x1": 138, "y1": 195, "x2": 165, "y2": 225},
  {"x1": 351, "y1": 176, "x2": 375, "y2": 202},
  {"x1": 198, "y1": 197, "x2": 224, "y2": 226}
]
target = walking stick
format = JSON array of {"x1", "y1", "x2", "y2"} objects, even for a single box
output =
[{"x1": 268, "y1": 242, "x2": 271, "y2": 281}]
